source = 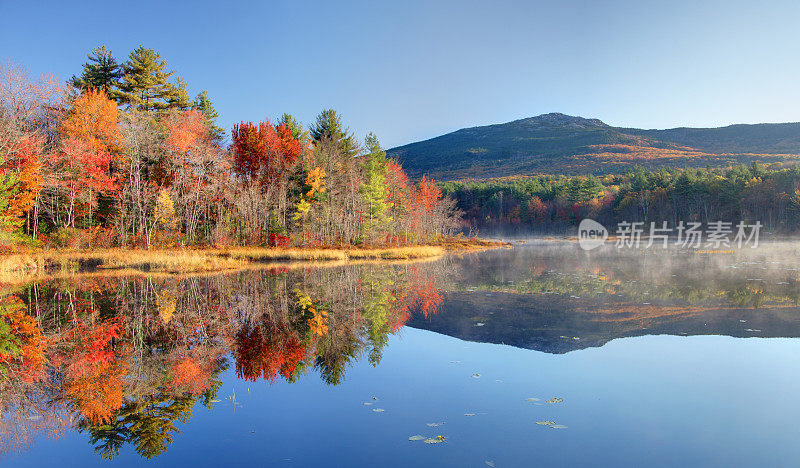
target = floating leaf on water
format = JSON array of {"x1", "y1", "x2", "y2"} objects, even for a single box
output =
[
  {"x1": 472, "y1": 373, "x2": 481, "y2": 378},
  {"x1": 546, "y1": 398, "x2": 563, "y2": 404},
  {"x1": 536, "y1": 421, "x2": 556, "y2": 425},
  {"x1": 426, "y1": 422, "x2": 445, "y2": 427},
  {"x1": 525, "y1": 398, "x2": 540, "y2": 402},
  {"x1": 550, "y1": 424, "x2": 568, "y2": 429},
  {"x1": 373, "y1": 408, "x2": 385, "y2": 413},
  {"x1": 424, "y1": 437, "x2": 444, "y2": 444},
  {"x1": 363, "y1": 402, "x2": 373, "y2": 405},
  {"x1": 408, "y1": 435, "x2": 425, "y2": 441},
  {"x1": 464, "y1": 413, "x2": 476, "y2": 416}
]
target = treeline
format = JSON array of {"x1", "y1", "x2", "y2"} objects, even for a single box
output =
[
  {"x1": 440, "y1": 163, "x2": 800, "y2": 232},
  {"x1": 0, "y1": 46, "x2": 460, "y2": 249}
]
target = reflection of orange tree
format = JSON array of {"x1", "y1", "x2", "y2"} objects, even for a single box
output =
[
  {"x1": 235, "y1": 319, "x2": 306, "y2": 382},
  {"x1": 0, "y1": 296, "x2": 46, "y2": 383},
  {"x1": 0, "y1": 295, "x2": 62, "y2": 456},
  {"x1": 400, "y1": 268, "x2": 444, "y2": 320},
  {"x1": 57, "y1": 318, "x2": 128, "y2": 424}
]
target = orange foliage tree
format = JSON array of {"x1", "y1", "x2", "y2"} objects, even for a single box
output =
[
  {"x1": 59, "y1": 88, "x2": 122, "y2": 156},
  {"x1": 0, "y1": 135, "x2": 43, "y2": 231}
]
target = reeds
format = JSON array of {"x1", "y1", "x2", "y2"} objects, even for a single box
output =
[{"x1": 0, "y1": 237, "x2": 507, "y2": 283}]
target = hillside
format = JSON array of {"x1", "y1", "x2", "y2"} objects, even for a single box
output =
[{"x1": 387, "y1": 113, "x2": 800, "y2": 179}]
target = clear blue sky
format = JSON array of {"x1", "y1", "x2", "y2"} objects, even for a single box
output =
[{"x1": 2, "y1": 0, "x2": 799, "y2": 148}]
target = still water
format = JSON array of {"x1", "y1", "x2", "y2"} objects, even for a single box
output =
[{"x1": 4, "y1": 241, "x2": 800, "y2": 466}]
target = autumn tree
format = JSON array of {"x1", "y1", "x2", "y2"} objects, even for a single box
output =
[
  {"x1": 59, "y1": 88, "x2": 122, "y2": 155},
  {"x1": 230, "y1": 120, "x2": 302, "y2": 240},
  {"x1": 0, "y1": 135, "x2": 42, "y2": 231},
  {"x1": 0, "y1": 63, "x2": 61, "y2": 234},
  {"x1": 160, "y1": 109, "x2": 229, "y2": 242}
]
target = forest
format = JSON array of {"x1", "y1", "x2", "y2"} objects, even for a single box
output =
[
  {"x1": 441, "y1": 163, "x2": 800, "y2": 233},
  {"x1": 0, "y1": 46, "x2": 461, "y2": 251}
]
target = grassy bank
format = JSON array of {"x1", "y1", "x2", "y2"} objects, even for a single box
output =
[{"x1": 0, "y1": 237, "x2": 508, "y2": 279}]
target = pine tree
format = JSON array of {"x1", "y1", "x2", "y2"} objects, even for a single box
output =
[
  {"x1": 116, "y1": 46, "x2": 190, "y2": 112},
  {"x1": 278, "y1": 113, "x2": 307, "y2": 141},
  {"x1": 359, "y1": 133, "x2": 393, "y2": 244},
  {"x1": 310, "y1": 109, "x2": 358, "y2": 156},
  {"x1": 69, "y1": 46, "x2": 123, "y2": 95},
  {"x1": 192, "y1": 91, "x2": 225, "y2": 142}
]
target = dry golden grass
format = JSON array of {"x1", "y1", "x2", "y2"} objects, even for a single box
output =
[{"x1": 0, "y1": 237, "x2": 506, "y2": 283}]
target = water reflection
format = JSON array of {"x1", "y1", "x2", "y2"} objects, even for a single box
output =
[
  {"x1": 5, "y1": 241, "x2": 800, "y2": 462},
  {"x1": 409, "y1": 241, "x2": 800, "y2": 352},
  {"x1": 0, "y1": 261, "x2": 450, "y2": 459}
]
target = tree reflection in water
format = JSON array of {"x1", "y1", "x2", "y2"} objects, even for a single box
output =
[{"x1": 0, "y1": 260, "x2": 450, "y2": 459}]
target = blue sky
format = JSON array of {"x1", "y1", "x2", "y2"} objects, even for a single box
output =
[{"x1": 2, "y1": 0, "x2": 799, "y2": 148}]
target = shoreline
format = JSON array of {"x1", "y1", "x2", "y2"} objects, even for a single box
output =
[{"x1": 0, "y1": 237, "x2": 509, "y2": 281}]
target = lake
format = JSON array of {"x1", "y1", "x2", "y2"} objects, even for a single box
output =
[{"x1": 4, "y1": 240, "x2": 800, "y2": 467}]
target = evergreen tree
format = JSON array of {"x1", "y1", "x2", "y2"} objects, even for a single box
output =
[
  {"x1": 69, "y1": 46, "x2": 123, "y2": 95},
  {"x1": 359, "y1": 133, "x2": 393, "y2": 243},
  {"x1": 117, "y1": 46, "x2": 190, "y2": 112},
  {"x1": 192, "y1": 90, "x2": 224, "y2": 142},
  {"x1": 278, "y1": 113, "x2": 307, "y2": 141},
  {"x1": 310, "y1": 109, "x2": 358, "y2": 156}
]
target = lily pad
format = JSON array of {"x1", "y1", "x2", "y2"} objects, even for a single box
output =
[
  {"x1": 372, "y1": 408, "x2": 385, "y2": 413},
  {"x1": 408, "y1": 435, "x2": 425, "y2": 441},
  {"x1": 536, "y1": 421, "x2": 556, "y2": 425},
  {"x1": 546, "y1": 397, "x2": 563, "y2": 404}
]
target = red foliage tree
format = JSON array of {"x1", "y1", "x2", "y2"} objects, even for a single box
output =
[{"x1": 230, "y1": 120, "x2": 301, "y2": 184}]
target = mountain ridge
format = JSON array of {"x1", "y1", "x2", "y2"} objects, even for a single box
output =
[{"x1": 388, "y1": 113, "x2": 800, "y2": 179}]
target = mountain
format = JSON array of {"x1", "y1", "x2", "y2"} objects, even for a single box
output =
[{"x1": 387, "y1": 113, "x2": 800, "y2": 179}]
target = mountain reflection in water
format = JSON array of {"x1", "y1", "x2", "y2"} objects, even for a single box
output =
[{"x1": 4, "y1": 240, "x2": 800, "y2": 462}]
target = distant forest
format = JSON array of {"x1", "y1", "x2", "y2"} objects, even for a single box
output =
[{"x1": 440, "y1": 163, "x2": 800, "y2": 233}]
